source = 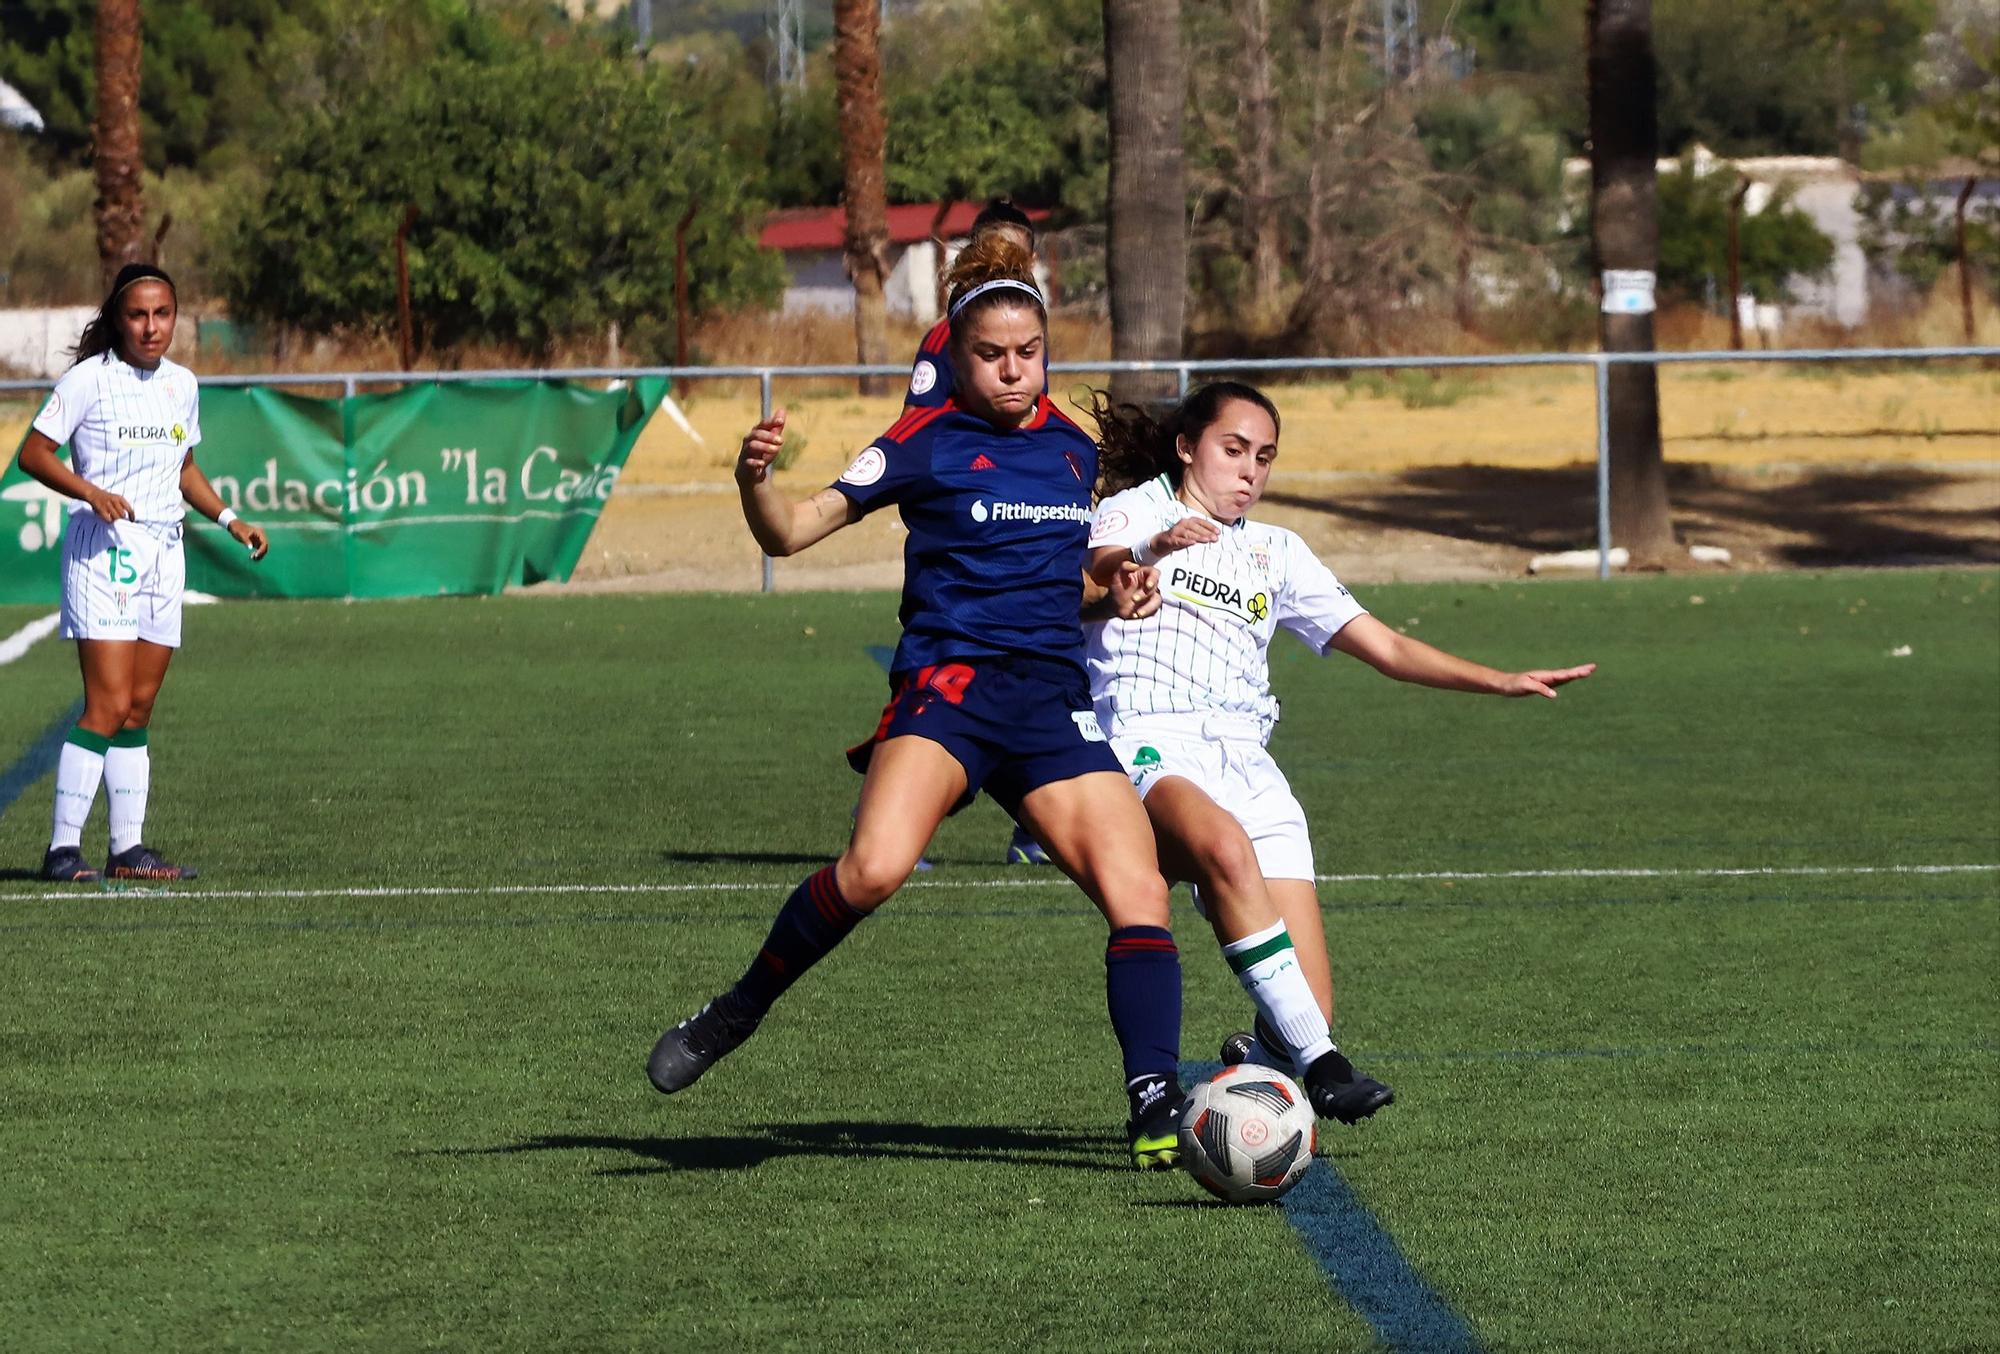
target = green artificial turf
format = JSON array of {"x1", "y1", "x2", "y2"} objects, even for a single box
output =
[{"x1": 1, "y1": 570, "x2": 1994, "y2": 1352}]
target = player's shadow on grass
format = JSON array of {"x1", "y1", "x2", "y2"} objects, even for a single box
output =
[
  {"x1": 443, "y1": 1122, "x2": 1125, "y2": 1176},
  {"x1": 0, "y1": 868, "x2": 48, "y2": 882}
]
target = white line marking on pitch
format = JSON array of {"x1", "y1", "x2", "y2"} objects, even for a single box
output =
[
  {"x1": 2, "y1": 862, "x2": 1993, "y2": 903},
  {"x1": 0, "y1": 612, "x2": 60, "y2": 666}
]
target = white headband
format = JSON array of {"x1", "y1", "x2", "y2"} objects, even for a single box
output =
[{"x1": 947, "y1": 277, "x2": 1045, "y2": 320}]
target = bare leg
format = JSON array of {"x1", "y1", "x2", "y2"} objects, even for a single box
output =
[
  {"x1": 1013, "y1": 771, "x2": 1169, "y2": 928},
  {"x1": 836, "y1": 735, "x2": 967, "y2": 908},
  {"x1": 125, "y1": 640, "x2": 174, "y2": 730},
  {"x1": 1138, "y1": 776, "x2": 1283, "y2": 943},
  {"x1": 75, "y1": 639, "x2": 138, "y2": 736}
]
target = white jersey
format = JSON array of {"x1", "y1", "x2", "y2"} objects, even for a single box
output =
[
  {"x1": 32, "y1": 352, "x2": 201, "y2": 525},
  {"x1": 1085, "y1": 474, "x2": 1368, "y2": 739}
]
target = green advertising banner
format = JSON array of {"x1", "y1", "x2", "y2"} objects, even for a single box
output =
[{"x1": 2, "y1": 377, "x2": 667, "y2": 603}]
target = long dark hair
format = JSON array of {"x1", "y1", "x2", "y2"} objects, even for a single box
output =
[
  {"x1": 70, "y1": 263, "x2": 177, "y2": 367},
  {"x1": 1087, "y1": 381, "x2": 1282, "y2": 499}
]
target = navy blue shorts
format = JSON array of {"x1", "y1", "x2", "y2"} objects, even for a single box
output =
[{"x1": 847, "y1": 656, "x2": 1125, "y2": 816}]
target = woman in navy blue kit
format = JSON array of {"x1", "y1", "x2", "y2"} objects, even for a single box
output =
[{"x1": 648, "y1": 233, "x2": 1190, "y2": 1168}]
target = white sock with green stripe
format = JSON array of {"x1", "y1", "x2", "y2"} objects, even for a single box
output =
[
  {"x1": 1222, "y1": 919, "x2": 1334, "y2": 1075},
  {"x1": 50, "y1": 727, "x2": 110, "y2": 851},
  {"x1": 105, "y1": 727, "x2": 151, "y2": 855}
]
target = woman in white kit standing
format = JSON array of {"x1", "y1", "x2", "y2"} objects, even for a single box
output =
[
  {"x1": 1084, "y1": 381, "x2": 1594, "y2": 1114},
  {"x1": 15, "y1": 263, "x2": 268, "y2": 883}
]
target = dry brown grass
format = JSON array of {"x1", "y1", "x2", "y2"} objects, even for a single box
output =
[
  {"x1": 8, "y1": 290, "x2": 1993, "y2": 490},
  {"x1": 622, "y1": 356, "x2": 2000, "y2": 489}
]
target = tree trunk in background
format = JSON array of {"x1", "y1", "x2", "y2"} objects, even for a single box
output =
[
  {"x1": 832, "y1": 0, "x2": 892, "y2": 395},
  {"x1": 93, "y1": 0, "x2": 145, "y2": 288},
  {"x1": 1105, "y1": 0, "x2": 1187, "y2": 402},
  {"x1": 1586, "y1": 0, "x2": 1677, "y2": 564},
  {"x1": 1240, "y1": 0, "x2": 1281, "y2": 328}
]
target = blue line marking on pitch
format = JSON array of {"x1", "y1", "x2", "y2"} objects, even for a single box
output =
[
  {"x1": 1186, "y1": 1059, "x2": 1484, "y2": 1354},
  {"x1": 0, "y1": 699, "x2": 83, "y2": 822}
]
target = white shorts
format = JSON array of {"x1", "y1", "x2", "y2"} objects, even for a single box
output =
[
  {"x1": 60, "y1": 514, "x2": 184, "y2": 647},
  {"x1": 1106, "y1": 712, "x2": 1315, "y2": 884}
]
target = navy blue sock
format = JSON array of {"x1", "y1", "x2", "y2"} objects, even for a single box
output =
[
  {"x1": 732, "y1": 866, "x2": 867, "y2": 1016},
  {"x1": 1104, "y1": 925, "x2": 1182, "y2": 1085}
]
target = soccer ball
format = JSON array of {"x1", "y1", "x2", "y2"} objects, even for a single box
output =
[{"x1": 1178, "y1": 1064, "x2": 1317, "y2": 1203}]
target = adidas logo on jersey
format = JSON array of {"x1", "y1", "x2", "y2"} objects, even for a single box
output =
[{"x1": 969, "y1": 454, "x2": 996, "y2": 471}]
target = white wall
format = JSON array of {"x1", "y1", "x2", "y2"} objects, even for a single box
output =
[
  {"x1": 779, "y1": 243, "x2": 1052, "y2": 321},
  {"x1": 0, "y1": 308, "x2": 99, "y2": 379}
]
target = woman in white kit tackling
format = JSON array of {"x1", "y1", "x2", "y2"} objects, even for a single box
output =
[
  {"x1": 15, "y1": 264, "x2": 268, "y2": 883},
  {"x1": 1084, "y1": 381, "x2": 1595, "y2": 1114}
]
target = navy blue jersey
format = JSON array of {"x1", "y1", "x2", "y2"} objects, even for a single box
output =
[{"x1": 831, "y1": 396, "x2": 1098, "y2": 677}]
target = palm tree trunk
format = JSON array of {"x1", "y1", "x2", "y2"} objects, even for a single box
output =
[
  {"x1": 93, "y1": 0, "x2": 145, "y2": 289},
  {"x1": 1587, "y1": 0, "x2": 1676, "y2": 564},
  {"x1": 1104, "y1": 0, "x2": 1187, "y2": 401},
  {"x1": 833, "y1": 0, "x2": 892, "y2": 395},
  {"x1": 1240, "y1": 0, "x2": 1281, "y2": 328}
]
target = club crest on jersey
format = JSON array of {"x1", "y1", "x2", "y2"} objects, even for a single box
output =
[
  {"x1": 909, "y1": 360, "x2": 938, "y2": 396},
  {"x1": 1250, "y1": 545, "x2": 1272, "y2": 573}
]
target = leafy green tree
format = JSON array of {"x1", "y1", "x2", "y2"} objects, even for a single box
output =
[
  {"x1": 1456, "y1": 0, "x2": 1936, "y2": 156},
  {"x1": 220, "y1": 36, "x2": 780, "y2": 358},
  {"x1": 763, "y1": 0, "x2": 1105, "y2": 213},
  {"x1": 1655, "y1": 163, "x2": 1837, "y2": 302},
  {"x1": 0, "y1": 0, "x2": 324, "y2": 171},
  {"x1": 885, "y1": 70, "x2": 1066, "y2": 203}
]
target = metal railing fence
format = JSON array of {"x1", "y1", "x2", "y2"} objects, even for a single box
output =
[{"x1": 5, "y1": 344, "x2": 1996, "y2": 587}]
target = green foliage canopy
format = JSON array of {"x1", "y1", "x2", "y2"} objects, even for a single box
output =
[
  {"x1": 1655, "y1": 164, "x2": 1837, "y2": 302},
  {"x1": 220, "y1": 36, "x2": 781, "y2": 357}
]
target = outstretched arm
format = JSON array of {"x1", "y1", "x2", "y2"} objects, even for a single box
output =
[
  {"x1": 1326, "y1": 613, "x2": 1595, "y2": 699},
  {"x1": 737, "y1": 410, "x2": 861, "y2": 557}
]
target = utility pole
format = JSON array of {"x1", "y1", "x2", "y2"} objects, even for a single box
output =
[
  {"x1": 1380, "y1": 0, "x2": 1418, "y2": 83},
  {"x1": 773, "y1": 0, "x2": 806, "y2": 92}
]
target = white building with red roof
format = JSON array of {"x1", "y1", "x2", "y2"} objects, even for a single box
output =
[{"x1": 759, "y1": 200, "x2": 1052, "y2": 322}]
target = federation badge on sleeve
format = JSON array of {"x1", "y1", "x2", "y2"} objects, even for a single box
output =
[{"x1": 839, "y1": 446, "x2": 888, "y2": 486}]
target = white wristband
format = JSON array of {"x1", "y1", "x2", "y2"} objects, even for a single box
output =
[
  {"x1": 1129, "y1": 535, "x2": 1159, "y2": 567},
  {"x1": 216, "y1": 508, "x2": 239, "y2": 529}
]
